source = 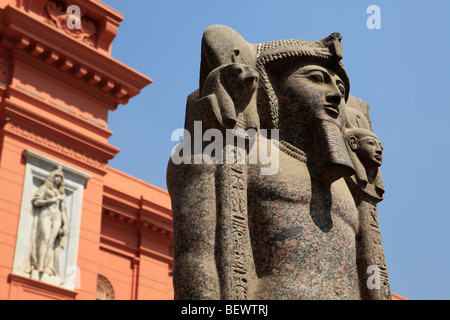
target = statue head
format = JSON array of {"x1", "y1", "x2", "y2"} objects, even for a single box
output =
[
  {"x1": 255, "y1": 33, "x2": 350, "y2": 130},
  {"x1": 346, "y1": 128, "x2": 383, "y2": 169},
  {"x1": 44, "y1": 165, "x2": 65, "y2": 193},
  {"x1": 254, "y1": 33, "x2": 354, "y2": 183},
  {"x1": 345, "y1": 128, "x2": 384, "y2": 197}
]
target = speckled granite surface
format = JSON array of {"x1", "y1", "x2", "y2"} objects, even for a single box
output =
[{"x1": 167, "y1": 25, "x2": 391, "y2": 300}]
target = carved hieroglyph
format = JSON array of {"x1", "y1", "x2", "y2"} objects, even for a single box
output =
[{"x1": 167, "y1": 25, "x2": 391, "y2": 300}]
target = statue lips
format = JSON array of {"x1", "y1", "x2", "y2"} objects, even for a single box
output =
[
  {"x1": 324, "y1": 104, "x2": 340, "y2": 118},
  {"x1": 373, "y1": 154, "x2": 383, "y2": 164}
]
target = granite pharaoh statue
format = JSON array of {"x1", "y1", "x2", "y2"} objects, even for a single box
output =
[{"x1": 167, "y1": 25, "x2": 391, "y2": 300}]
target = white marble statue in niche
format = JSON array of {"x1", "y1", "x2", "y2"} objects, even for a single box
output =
[{"x1": 20, "y1": 165, "x2": 70, "y2": 284}]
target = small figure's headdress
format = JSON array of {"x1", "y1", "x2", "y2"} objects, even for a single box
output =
[{"x1": 344, "y1": 128, "x2": 380, "y2": 141}]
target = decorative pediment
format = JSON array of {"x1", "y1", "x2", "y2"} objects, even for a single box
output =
[{"x1": 44, "y1": 1, "x2": 97, "y2": 47}]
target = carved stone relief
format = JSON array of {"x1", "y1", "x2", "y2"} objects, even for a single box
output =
[
  {"x1": 13, "y1": 150, "x2": 91, "y2": 290},
  {"x1": 96, "y1": 275, "x2": 114, "y2": 300},
  {"x1": 44, "y1": 1, "x2": 97, "y2": 47}
]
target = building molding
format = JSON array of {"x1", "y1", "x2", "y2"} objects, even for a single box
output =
[
  {"x1": 100, "y1": 234, "x2": 173, "y2": 265},
  {"x1": 96, "y1": 274, "x2": 114, "y2": 300},
  {"x1": 102, "y1": 209, "x2": 173, "y2": 239},
  {"x1": 24, "y1": 149, "x2": 93, "y2": 181},
  {"x1": 13, "y1": 50, "x2": 118, "y2": 107},
  {"x1": 3, "y1": 98, "x2": 118, "y2": 156},
  {"x1": 6, "y1": 86, "x2": 112, "y2": 137},
  {"x1": 4, "y1": 120, "x2": 107, "y2": 170},
  {"x1": 8, "y1": 274, "x2": 78, "y2": 300}
]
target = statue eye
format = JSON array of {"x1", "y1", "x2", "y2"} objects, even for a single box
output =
[
  {"x1": 308, "y1": 72, "x2": 324, "y2": 83},
  {"x1": 338, "y1": 84, "x2": 346, "y2": 96}
]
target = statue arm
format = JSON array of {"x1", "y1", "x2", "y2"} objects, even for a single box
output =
[
  {"x1": 167, "y1": 159, "x2": 220, "y2": 299},
  {"x1": 59, "y1": 196, "x2": 70, "y2": 236},
  {"x1": 31, "y1": 187, "x2": 57, "y2": 207}
]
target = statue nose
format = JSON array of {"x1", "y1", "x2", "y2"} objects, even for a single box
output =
[{"x1": 326, "y1": 92, "x2": 341, "y2": 105}]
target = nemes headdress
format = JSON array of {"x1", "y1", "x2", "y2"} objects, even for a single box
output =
[{"x1": 255, "y1": 33, "x2": 350, "y2": 129}]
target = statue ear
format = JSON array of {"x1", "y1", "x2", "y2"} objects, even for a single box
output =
[{"x1": 348, "y1": 136, "x2": 358, "y2": 151}]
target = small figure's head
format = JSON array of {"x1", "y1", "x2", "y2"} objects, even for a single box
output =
[
  {"x1": 219, "y1": 63, "x2": 259, "y2": 105},
  {"x1": 346, "y1": 128, "x2": 383, "y2": 168},
  {"x1": 201, "y1": 63, "x2": 260, "y2": 129}
]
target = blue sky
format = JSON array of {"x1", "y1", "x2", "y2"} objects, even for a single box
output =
[{"x1": 103, "y1": 0, "x2": 450, "y2": 300}]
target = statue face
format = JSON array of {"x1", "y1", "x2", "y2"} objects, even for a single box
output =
[
  {"x1": 355, "y1": 136, "x2": 383, "y2": 167},
  {"x1": 54, "y1": 174, "x2": 62, "y2": 187},
  {"x1": 276, "y1": 62, "x2": 347, "y2": 128}
]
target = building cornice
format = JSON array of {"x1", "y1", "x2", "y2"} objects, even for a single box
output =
[
  {"x1": 102, "y1": 181, "x2": 173, "y2": 240},
  {"x1": 12, "y1": 50, "x2": 118, "y2": 107},
  {"x1": 8, "y1": 84, "x2": 113, "y2": 138},
  {"x1": 2, "y1": 98, "x2": 120, "y2": 158},
  {"x1": 3, "y1": 120, "x2": 108, "y2": 172},
  {"x1": 1, "y1": 4, "x2": 152, "y2": 108}
]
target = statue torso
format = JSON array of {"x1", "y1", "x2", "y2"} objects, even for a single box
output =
[
  {"x1": 34, "y1": 186, "x2": 61, "y2": 217},
  {"x1": 247, "y1": 147, "x2": 360, "y2": 299}
]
